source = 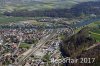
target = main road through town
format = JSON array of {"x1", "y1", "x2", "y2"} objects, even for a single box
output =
[
  {"x1": 15, "y1": 29, "x2": 57, "y2": 66},
  {"x1": 15, "y1": 26, "x2": 74, "y2": 66}
]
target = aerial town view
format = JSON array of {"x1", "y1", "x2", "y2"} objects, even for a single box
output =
[{"x1": 0, "y1": 0, "x2": 100, "y2": 66}]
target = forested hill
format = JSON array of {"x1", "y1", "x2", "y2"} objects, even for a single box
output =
[
  {"x1": 70, "y1": 1, "x2": 100, "y2": 16},
  {"x1": 60, "y1": 27, "x2": 96, "y2": 57},
  {"x1": 59, "y1": 27, "x2": 100, "y2": 66},
  {"x1": 4, "y1": 1, "x2": 100, "y2": 17}
]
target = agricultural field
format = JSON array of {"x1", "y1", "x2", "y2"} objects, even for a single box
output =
[
  {"x1": 75, "y1": 21, "x2": 100, "y2": 42},
  {"x1": 87, "y1": 21, "x2": 100, "y2": 28},
  {"x1": 89, "y1": 21, "x2": 100, "y2": 42},
  {"x1": 90, "y1": 31, "x2": 100, "y2": 42},
  {"x1": 0, "y1": 0, "x2": 78, "y2": 12},
  {"x1": 0, "y1": 16, "x2": 33, "y2": 24}
]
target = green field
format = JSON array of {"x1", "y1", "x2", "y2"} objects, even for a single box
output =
[
  {"x1": 0, "y1": 0, "x2": 77, "y2": 12},
  {"x1": 19, "y1": 43, "x2": 31, "y2": 49},
  {"x1": 88, "y1": 22, "x2": 100, "y2": 42},
  {"x1": 75, "y1": 21, "x2": 100, "y2": 42},
  {"x1": 0, "y1": 16, "x2": 32, "y2": 24},
  {"x1": 90, "y1": 31, "x2": 100, "y2": 42}
]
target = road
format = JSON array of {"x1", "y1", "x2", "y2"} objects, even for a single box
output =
[
  {"x1": 72, "y1": 42, "x2": 100, "y2": 58},
  {"x1": 85, "y1": 42, "x2": 100, "y2": 51}
]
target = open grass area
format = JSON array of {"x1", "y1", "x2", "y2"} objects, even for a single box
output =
[
  {"x1": 87, "y1": 21, "x2": 100, "y2": 27},
  {"x1": 90, "y1": 31, "x2": 100, "y2": 42},
  {"x1": 2, "y1": 1, "x2": 75, "y2": 11},
  {"x1": 0, "y1": 16, "x2": 32, "y2": 24},
  {"x1": 19, "y1": 43, "x2": 31, "y2": 49},
  {"x1": 86, "y1": 21, "x2": 100, "y2": 42},
  {"x1": 3, "y1": 3, "x2": 55, "y2": 11}
]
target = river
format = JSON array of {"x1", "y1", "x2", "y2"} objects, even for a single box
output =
[{"x1": 74, "y1": 17, "x2": 100, "y2": 28}]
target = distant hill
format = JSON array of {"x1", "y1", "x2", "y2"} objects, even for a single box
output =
[
  {"x1": 35, "y1": 0, "x2": 98, "y2": 3},
  {"x1": 4, "y1": 1, "x2": 100, "y2": 18},
  {"x1": 0, "y1": 0, "x2": 99, "y2": 11},
  {"x1": 70, "y1": 1, "x2": 100, "y2": 16}
]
